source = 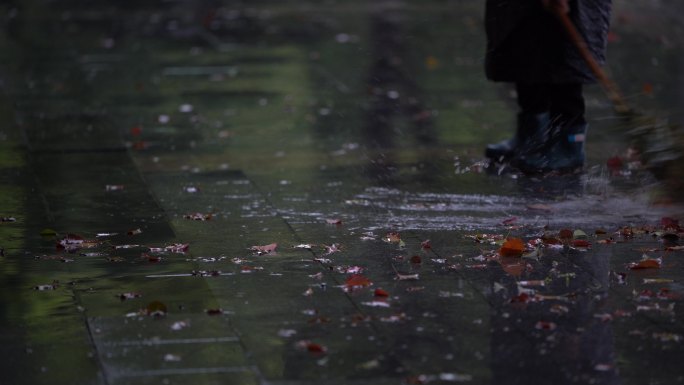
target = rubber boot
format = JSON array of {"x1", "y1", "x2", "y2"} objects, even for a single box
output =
[
  {"x1": 515, "y1": 123, "x2": 588, "y2": 173},
  {"x1": 485, "y1": 112, "x2": 551, "y2": 161}
]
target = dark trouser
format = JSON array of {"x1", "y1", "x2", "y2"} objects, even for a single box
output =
[{"x1": 516, "y1": 83, "x2": 586, "y2": 127}]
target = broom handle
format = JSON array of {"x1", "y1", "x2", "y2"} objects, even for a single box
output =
[{"x1": 551, "y1": 8, "x2": 631, "y2": 114}]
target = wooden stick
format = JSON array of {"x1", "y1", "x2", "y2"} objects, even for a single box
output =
[{"x1": 551, "y1": 8, "x2": 632, "y2": 114}]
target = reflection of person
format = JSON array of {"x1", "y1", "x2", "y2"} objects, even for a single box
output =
[
  {"x1": 484, "y1": 0, "x2": 612, "y2": 173},
  {"x1": 489, "y1": 243, "x2": 621, "y2": 385}
]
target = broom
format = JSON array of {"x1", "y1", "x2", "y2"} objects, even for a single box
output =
[{"x1": 551, "y1": 6, "x2": 683, "y2": 194}]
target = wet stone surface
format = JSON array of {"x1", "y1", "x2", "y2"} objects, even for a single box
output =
[{"x1": 1, "y1": 1, "x2": 684, "y2": 384}]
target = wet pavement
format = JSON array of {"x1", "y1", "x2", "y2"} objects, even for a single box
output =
[{"x1": 1, "y1": 1, "x2": 684, "y2": 384}]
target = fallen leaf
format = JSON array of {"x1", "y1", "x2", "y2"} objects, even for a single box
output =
[
  {"x1": 296, "y1": 340, "x2": 327, "y2": 354},
  {"x1": 150, "y1": 243, "x2": 189, "y2": 253},
  {"x1": 572, "y1": 239, "x2": 592, "y2": 248},
  {"x1": 34, "y1": 281, "x2": 59, "y2": 291},
  {"x1": 535, "y1": 321, "x2": 557, "y2": 331},
  {"x1": 395, "y1": 273, "x2": 419, "y2": 281},
  {"x1": 335, "y1": 265, "x2": 363, "y2": 274},
  {"x1": 191, "y1": 270, "x2": 222, "y2": 277},
  {"x1": 499, "y1": 237, "x2": 525, "y2": 257},
  {"x1": 293, "y1": 244, "x2": 314, "y2": 249},
  {"x1": 374, "y1": 288, "x2": 390, "y2": 297},
  {"x1": 628, "y1": 258, "x2": 661, "y2": 270},
  {"x1": 345, "y1": 274, "x2": 372, "y2": 288},
  {"x1": 118, "y1": 292, "x2": 141, "y2": 301},
  {"x1": 184, "y1": 212, "x2": 213, "y2": 221},
  {"x1": 170, "y1": 321, "x2": 189, "y2": 331},
  {"x1": 145, "y1": 301, "x2": 167, "y2": 317},
  {"x1": 250, "y1": 243, "x2": 277, "y2": 254},
  {"x1": 558, "y1": 229, "x2": 573, "y2": 241},
  {"x1": 183, "y1": 186, "x2": 200, "y2": 193},
  {"x1": 323, "y1": 243, "x2": 341, "y2": 255},
  {"x1": 127, "y1": 228, "x2": 142, "y2": 235},
  {"x1": 325, "y1": 218, "x2": 342, "y2": 225},
  {"x1": 384, "y1": 232, "x2": 402, "y2": 243}
]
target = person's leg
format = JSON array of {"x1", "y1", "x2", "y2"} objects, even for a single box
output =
[
  {"x1": 485, "y1": 83, "x2": 552, "y2": 160},
  {"x1": 516, "y1": 83, "x2": 588, "y2": 172},
  {"x1": 549, "y1": 83, "x2": 585, "y2": 127},
  {"x1": 516, "y1": 83, "x2": 551, "y2": 115}
]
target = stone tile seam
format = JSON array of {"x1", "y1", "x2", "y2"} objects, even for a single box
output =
[
  {"x1": 114, "y1": 365, "x2": 257, "y2": 378},
  {"x1": 101, "y1": 336, "x2": 240, "y2": 347}
]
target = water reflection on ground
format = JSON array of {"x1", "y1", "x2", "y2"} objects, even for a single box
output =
[{"x1": 1, "y1": 1, "x2": 683, "y2": 384}]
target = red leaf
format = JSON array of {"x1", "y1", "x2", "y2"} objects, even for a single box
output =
[
  {"x1": 558, "y1": 229, "x2": 573, "y2": 240},
  {"x1": 420, "y1": 239, "x2": 431, "y2": 249},
  {"x1": 572, "y1": 239, "x2": 592, "y2": 248},
  {"x1": 510, "y1": 293, "x2": 531, "y2": 304},
  {"x1": 535, "y1": 321, "x2": 557, "y2": 330},
  {"x1": 141, "y1": 253, "x2": 162, "y2": 262},
  {"x1": 130, "y1": 126, "x2": 142, "y2": 136},
  {"x1": 628, "y1": 258, "x2": 661, "y2": 270},
  {"x1": 410, "y1": 255, "x2": 422, "y2": 264},
  {"x1": 306, "y1": 343, "x2": 326, "y2": 353},
  {"x1": 499, "y1": 237, "x2": 525, "y2": 257},
  {"x1": 206, "y1": 308, "x2": 224, "y2": 315},
  {"x1": 345, "y1": 274, "x2": 372, "y2": 288},
  {"x1": 325, "y1": 218, "x2": 342, "y2": 225},
  {"x1": 374, "y1": 288, "x2": 390, "y2": 297}
]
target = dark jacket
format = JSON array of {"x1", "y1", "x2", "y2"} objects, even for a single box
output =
[{"x1": 485, "y1": 0, "x2": 612, "y2": 84}]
